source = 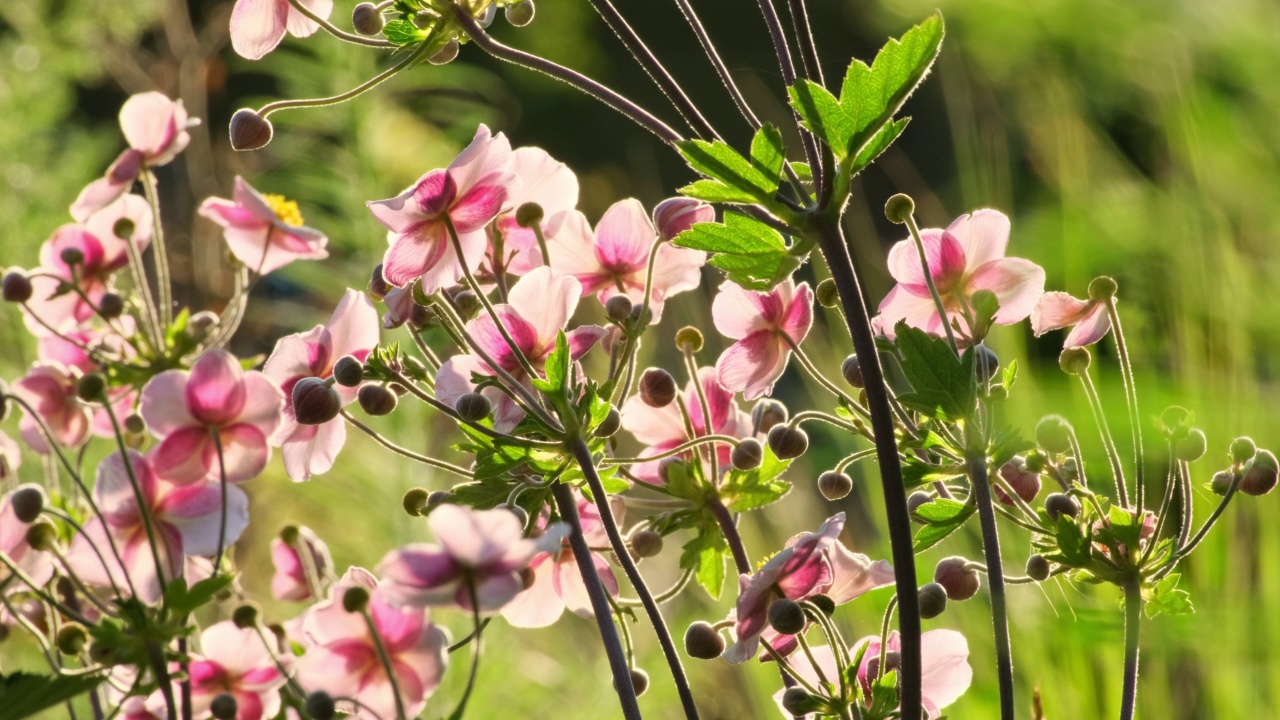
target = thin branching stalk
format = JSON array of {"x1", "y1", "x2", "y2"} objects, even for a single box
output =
[
  {"x1": 1075, "y1": 369, "x2": 1129, "y2": 507},
  {"x1": 1119, "y1": 580, "x2": 1141, "y2": 720},
  {"x1": 285, "y1": 0, "x2": 395, "y2": 47},
  {"x1": 1106, "y1": 298, "x2": 1145, "y2": 510},
  {"x1": 141, "y1": 169, "x2": 173, "y2": 328},
  {"x1": 340, "y1": 410, "x2": 473, "y2": 476},
  {"x1": 902, "y1": 213, "x2": 959, "y2": 353},
  {"x1": 965, "y1": 449, "x2": 1015, "y2": 719}
]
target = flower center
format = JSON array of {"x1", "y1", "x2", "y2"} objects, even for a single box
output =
[{"x1": 263, "y1": 193, "x2": 304, "y2": 227}]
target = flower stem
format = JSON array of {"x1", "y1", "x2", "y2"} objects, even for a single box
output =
[
  {"x1": 902, "y1": 213, "x2": 959, "y2": 354},
  {"x1": 1106, "y1": 299, "x2": 1145, "y2": 510},
  {"x1": 707, "y1": 496, "x2": 751, "y2": 575},
  {"x1": 258, "y1": 37, "x2": 431, "y2": 118},
  {"x1": 141, "y1": 169, "x2": 173, "y2": 329},
  {"x1": 448, "y1": 579, "x2": 485, "y2": 720},
  {"x1": 119, "y1": 217, "x2": 165, "y2": 352},
  {"x1": 966, "y1": 448, "x2": 1015, "y2": 719},
  {"x1": 602, "y1": 434, "x2": 741, "y2": 465},
  {"x1": 340, "y1": 409, "x2": 473, "y2": 476},
  {"x1": 284, "y1": 0, "x2": 394, "y2": 47},
  {"x1": 360, "y1": 608, "x2": 408, "y2": 720},
  {"x1": 550, "y1": 480, "x2": 643, "y2": 720},
  {"x1": 1075, "y1": 369, "x2": 1130, "y2": 507},
  {"x1": 211, "y1": 428, "x2": 229, "y2": 573},
  {"x1": 1119, "y1": 579, "x2": 1142, "y2": 720}
]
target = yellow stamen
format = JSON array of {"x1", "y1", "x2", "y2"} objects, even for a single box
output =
[{"x1": 263, "y1": 193, "x2": 304, "y2": 227}]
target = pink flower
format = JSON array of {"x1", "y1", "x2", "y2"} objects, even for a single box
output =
[
  {"x1": 652, "y1": 197, "x2": 715, "y2": 241},
  {"x1": 712, "y1": 279, "x2": 814, "y2": 400},
  {"x1": 272, "y1": 526, "x2": 333, "y2": 602},
  {"x1": 264, "y1": 289, "x2": 378, "y2": 482},
  {"x1": 66, "y1": 450, "x2": 249, "y2": 603},
  {"x1": 12, "y1": 362, "x2": 94, "y2": 454},
  {"x1": 434, "y1": 268, "x2": 607, "y2": 431},
  {"x1": 548, "y1": 199, "x2": 706, "y2": 323},
  {"x1": 1, "y1": 484, "x2": 55, "y2": 588},
  {"x1": 620, "y1": 366, "x2": 753, "y2": 484},
  {"x1": 0, "y1": 432, "x2": 20, "y2": 481},
  {"x1": 199, "y1": 177, "x2": 329, "y2": 275},
  {"x1": 1030, "y1": 291, "x2": 1112, "y2": 348},
  {"x1": 772, "y1": 630, "x2": 972, "y2": 718},
  {"x1": 491, "y1": 146, "x2": 580, "y2": 276},
  {"x1": 298, "y1": 568, "x2": 448, "y2": 720},
  {"x1": 876, "y1": 209, "x2": 1045, "y2": 341},
  {"x1": 37, "y1": 317, "x2": 137, "y2": 376},
  {"x1": 140, "y1": 349, "x2": 284, "y2": 485},
  {"x1": 188, "y1": 621, "x2": 288, "y2": 720},
  {"x1": 71, "y1": 93, "x2": 191, "y2": 221},
  {"x1": 501, "y1": 495, "x2": 624, "y2": 628},
  {"x1": 377, "y1": 504, "x2": 565, "y2": 613},
  {"x1": 368, "y1": 125, "x2": 519, "y2": 290},
  {"x1": 230, "y1": 0, "x2": 334, "y2": 60}
]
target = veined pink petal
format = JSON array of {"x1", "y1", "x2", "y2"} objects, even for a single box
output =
[
  {"x1": 208, "y1": 423, "x2": 272, "y2": 483},
  {"x1": 825, "y1": 545, "x2": 895, "y2": 605},
  {"x1": 507, "y1": 267, "x2": 582, "y2": 350},
  {"x1": 468, "y1": 305, "x2": 540, "y2": 371},
  {"x1": 428, "y1": 504, "x2": 526, "y2": 568},
  {"x1": 1065, "y1": 302, "x2": 1112, "y2": 348},
  {"x1": 557, "y1": 551, "x2": 617, "y2": 616},
  {"x1": 369, "y1": 177, "x2": 433, "y2": 233},
  {"x1": 546, "y1": 211, "x2": 606, "y2": 286},
  {"x1": 712, "y1": 279, "x2": 792, "y2": 339},
  {"x1": 420, "y1": 227, "x2": 486, "y2": 296},
  {"x1": 966, "y1": 257, "x2": 1046, "y2": 325},
  {"x1": 139, "y1": 370, "x2": 196, "y2": 436},
  {"x1": 781, "y1": 282, "x2": 814, "y2": 343},
  {"x1": 565, "y1": 325, "x2": 607, "y2": 361},
  {"x1": 468, "y1": 572, "x2": 525, "y2": 612},
  {"x1": 948, "y1": 208, "x2": 1011, "y2": 270},
  {"x1": 158, "y1": 480, "x2": 250, "y2": 556},
  {"x1": 119, "y1": 93, "x2": 189, "y2": 164},
  {"x1": 619, "y1": 394, "x2": 686, "y2": 447},
  {"x1": 716, "y1": 330, "x2": 787, "y2": 400},
  {"x1": 500, "y1": 553, "x2": 564, "y2": 628},
  {"x1": 263, "y1": 329, "x2": 324, "y2": 389},
  {"x1": 186, "y1": 349, "x2": 248, "y2": 426},
  {"x1": 85, "y1": 193, "x2": 155, "y2": 264},
  {"x1": 885, "y1": 229, "x2": 958, "y2": 292},
  {"x1": 594, "y1": 199, "x2": 655, "y2": 272},
  {"x1": 325, "y1": 289, "x2": 380, "y2": 362},
  {"x1": 1030, "y1": 291, "x2": 1092, "y2": 335},
  {"x1": 433, "y1": 355, "x2": 485, "y2": 410},
  {"x1": 875, "y1": 284, "x2": 948, "y2": 340},
  {"x1": 451, "y1": 185, "x2": 510, "y2": 234},
  {"x1": 653, "y1": 197, "x2": 715, "y2": 241},
  {"x1": 376, "y1": 545, "x2": 464, "y2": 608},
  {"x1": 380, "y1": 223, "x2": 450, "y2": 289},
  {"x1": 646, "y1": 243, "x2": 706, "y2": 321},
  {"x1": 231, "y1": 0, "x2": 290, "y2": 60},
  {"x1": 70, "y1": 171, "x2": 133, "y2": 224},
  {"x1": 280, "y1": 417, "x2": 345, "y2": 482},
  {"x1": 235, "y1": 371, "x2": 284, "y2": 438},
  {"x1": 151, "y1": 427, "x2": 212, "y2": 484},
  {"x1": 445, "y1": 126, "x2": 518, "y2": 225},
  {"x1": 509, "y1": 147, "x2": 579, "y2": 217},
  {"x1": 285, "y1": 0, "x2": 332, "y2": 37}
]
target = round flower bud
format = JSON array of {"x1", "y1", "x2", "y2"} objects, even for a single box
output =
[
  {"x1": 1230, "y1": 436, "x2": 1257, "y2": 464},
  {"x1": 60, "y1": 247, "x2": 85, "y2": 267},
  {"x1": 780, "y1": 688, "x2": 821, "y2": 716},
  {"x1": 1175, "y1": 429, "x2": 1207, "y2": 463},
  {"x1": 933, "y1": 556, "x2": 980, "y2": 601},
  {"x1": 332, "y1": 355, "x2": 365, "y2": 388},
  {"x1": 974, "y1": 344, "x2": 1000, "y2": 381},
  {"x1": 113, "y1": 217, "x2": 137, "y2": 240},
  {"x1": 25, "y1": 521, "x2": 59, "y2": 551},
  {"x1": 1044, "y1": 492, "x2": 1080, "y2": 522},
  {"x1": 1024, "y1": 451, "x2": 1047, "y2": 474},
  {"x1": 352, "y1": 2, "x2": 385, "y2": 34},
  {"x1": 228, "y1": 109, "x2": 273, "y2": 152},
  {"x1": 188, "y1": 311, "x2": 219, "y2": 340},
  {"x1": 604, "y1": 294, "x2": 633, "y2": 322},
  {"x1": 56, "y1": 623, "x2": 88, "y2": 655},
  {"x1": 369, "y1": 264, "x2": 392, "y2": 300},
  {"x1": 358, "y1": 384, "x2": 397, "y2": 416},
  {"x1": 730, "y1": 438, "x2": 764, "y2": 471},
  {"x1": 638, "y1": 368, "x2": 677, "y2": 408},
  {"x1": 884, "y1": 193, "x2": 916, "y2": 224},
  {"x1": 841, "y1": 355, "x2": 865, "y2": 389},
  {"x1": 1160, "y1": 406, "x2": 1190, "y2": 435},
  {"x1": 210, "y1": 693, "x2": 238, "y2": 720},
  {"x1": 630, "y1": 530, "x2": 664, "y2": 558},
  {"x1": 97, "y1": 292, "x2": 124, "y2": 320},
  {"x1": 1035, "y1": 415, "x2": 1073, "y2": 454},
  {"x1": 304, "y1": 691, "x2": 337, "y2": 720},
  {"x1": 684, "y1": 621, "x2": 726, "y2": 659},
  {"x1": 515, "y1": 202, "x2": 544, "y2": 228},
  {"x1": 1059, "y1": 347, "x2": 1091, "y2": 375},
  {"x1": 767, "y1": 425, "x2": 808, "y2": 460},
  {"x1": 995, "y1": 458, "x2": 1041, "y2": 506},
  {"x1": 807, "y1": 594, "x2": 836, "y2": 617},
  {"x1": 1210, "y1": 470, "x2": 1233, "y2": 496},
  {"x1": 675, "y1": 326, "x2": 703, "y2": 353},
  {"x1": 2, "y1": 271, "x2": 33, "y2": 303},
  {"x1": 1240, "y1": 449, "x2": 1278, "y2": 496},
  {"x1": 614, "y1": 667, "x2": 649, "y2": 698},
  {"x1": 1087, "y1": 276, "x2": 1118, "y2": 301},
  {"x1": 767, "y1": 598, "x2": 807, "y2": 635},
  {"x1": 506, "y1": 0, "x2": 536, "y2": 26},
  {"x1": 292, "y1": 377, "x2": 341, "y2": 425},
  {"x1": 232, "y1": 603, "x2": 260, "y2": 629},
  {"x1": 630, "y1": 303, "x2": 653, "y2": 327},
  {"x1": 11, "y1": 485, "x2": 47, "y2": 524},
  {"x1": 1025, "y1": 554, "x2": 1051, "y2": 582},
  {"x1": 342, "y1": 586, "x2": 370, "y2": 614},
  {"x1": 429, "y1": 39, "x2": 460, "y2": 65},
  {"x1": 76, "y1": 373, "x2": 105, "y2": 402},
  {"x1": 814, "y1": 278, "x2": 839, "y2": 309},
  {"x1": 594, "y1": 408, "x2": 622, "y2": 438},
  {"x1": 907, "y1": 491, "x2": 932, "y2": 520},
  {"x1": 653, "y1": 197, "x2": 713, "y2": 241},
  {"x1": 817, "y1": 471, "x2": 853, "y2": 501},
  {"x1": 455, "y1": 392, "x2": 492, "y2": 422},
  {"x1": 917, "y1": 581, "x2": 948, "y2": 620},
  {"x1": 751, "y1": 399, "x2": 788, "y2": 433},
  {"x1": 403, "y1": 488, "x2": 431, "y2": 516},
  {"x1": 452, "y1": 289, "x2": 482, "y2": 319}
]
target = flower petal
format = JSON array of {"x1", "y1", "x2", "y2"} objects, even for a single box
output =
[{"x1": 230, "y1": 0, "x2": 289, "y2": 60}]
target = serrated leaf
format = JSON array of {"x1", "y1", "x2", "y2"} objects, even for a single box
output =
[
  {"x1": 840, "y1": 14, "x2": 944, "y2": 158},
  {"x1": 894, "y1": 323, "x2": 975, "y2": 421},
  {"x1": 912, "y1": 497, "x2": 969, "y2": 524},
  {"x1": 680, "y1": 530, "x2": 729, "y2": 599},
  {"x1": 1055, "y1": 517, "x2": 1091, "y2": 567},
  {"x1": 677, "y1": 138, "x2": 778, "y2": 205},
  {"x1": 531, "y1": 331, "x2": 570, "y2": 397},
  {"x1": 848, "y1": 117, "x2": 909, "y2": 175},
  {"x1": 382, "y1": 18, "x2": 426, "y2": 46},
  {"x1": 164, "y1": 573, "x2": 235, "y2": 617},
  {"x1": 722, "y1": 446, "x2": 792, "y2": 511},
  {"x1": 672, "y1": 213, "x2": 800, "y2": 290},
  {"x1": 1144, "y1": 573, "x2": 1194, "y2": 618},
  {"x1": 901, "y1": 456, "x2": 965, "y2": 489},
  {"x1": 678, "y1": 179, "x2": 760, "y2": 204},
  {"x1": 0, "y1": 672, "x2": 108, "y2": 720},
  {"x1": 789, "y1": 80, "x2": 854, "y2": 158},
  {"x1": 749, "y1": 124, "x2": 786, "y2": 185}
]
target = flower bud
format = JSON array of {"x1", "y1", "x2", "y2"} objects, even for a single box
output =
[
  {"x1": 232, "y1": 603, "x2": 260, "y2": 629},
  {"x1": 995, "y1": 458, "x2": 1041, "y2": 505},
  {"x1": 657, "y1": 457, "x2": 683, "y2": 485},
  {"x1": 25, "y1": 521, "x2": 59, "y2": 551},
  {"x1": 594, "y1": 408, "x2": 621, "y2": 438},
  {"x1": 403, "y1": 487, "x2": 431, "y2": 516},
  {"x1": 767, "y1": 598, "x2": 806, "y2": 635},
  {"x1": 452, "y1": 289, "x2": 481, "y2": 320},
  {"x1": 907, "y1": 491, "x2": 932, "y2": 520},
  {"x1": 817, "y1": 471, "x2": 853, "y2": 501},
  {"x1": 56, "y1": 623, "x2": 88, "y2": 655},
  {"x1": 767, "y1": 424, "x2": 808, "y2": 460},
  {"x1": 515, "y1": 202, "x2": 544, "y2": 229},
  {"x1": 1161, "y1": 406, "x2": 1190, "y2": 435},
  {"x1": 59, "y1": 247, "x2": 85, "y2": 267},
  {"x1": 519, "y1": 565, "x2": 537, "y2": 590},
  {"x1": 352, "y1": 2, "x2": 385, "y2": 34},
  {"x1": 293, "y1": 377, "x2": 341, "y2": 425},
  {"x1": 358, "y1": 384, "x2": 397, "y2": 416},
  {"x1": 1025, "y1": 554, "x2": 1051, "y2": 582},
  {"x1": 74, "y1": 373, "x2": 104, "y2": 402},
  {"x1": 780, "y1": 688, "x2": 821, "y2": 716},
  {"x1": 305, "y1": 691, "x2": 337, "y2": 720},
  {"x1": 369, "y1": 264, "x2": 392, "y2": 300},
  {"x1": 933, "y1": 556, "x2": 980, "y2": 601},
  {"x1": 1210, "y1": 470, "x2": 1233, "y2": 496},
  {"x1": 1036, "y1": 415, "x2": 1073, "y2": 454},
  {"x1": 1088, "y1": 276, "x2": 1118, "y2": 301},
  {"x1": 1059, "y1": 347, "x2": 1091, "y2": 375},
  {"x1": 1024, "y1": 450, "x2": 1047, "y2": 474},
  {"x1": 3, "y1": 271, "x2": 33, "y2": 303},
  {"x1": 1175, "y1": 429, "x2": 1207, "y2": 463},
  {"x1": 342, "y1": 586, "x2": 370, "y2": 613},
  {"x1": 638, "y1": 368, "x2": 677, "y2": 407},
  {"x1": 918, "y1": 581, "x2": 948, "y2": 619},
  {"x1": 630, "y1": 530, "x2": 663, "y2": 558},
  {"x1": 653, "y1": 197, "x2": 713, "y2": 241},
  {"x1": 1044, "y1": 492, "x2": 1080, "y2": 521},
  {"x1": 630, "y1": 303, "x2": 653, "y2": 327},
  {"x1": 807, "y1": 594, "x2": 835, "y2": 616},
  {"x1": 974, "y1": 344, "x2": 1000, "y2": 381},
  {"x1": 505, "y1": 0, "x2": 536, "y2": 27},
  {"x1": 604, "y1": 294, "x2": 633, "y2": 322},
  {"x1": 210, "y1": 693, "x2": 238, "y2": 720},
  {"x1": 815, "y1": 278, "x2": 839, "y2": 309},
  {"x1": 429, "y1": 39, "x2": 460, "y2": 65},
  {"x1": 331, "y1": 355, "x2": 364, "y2": 388},
  {"x1": 884, "y1": 193, "x2": 916, "y2": 224},
  {"x1": 751, "y1": 399, "x2": 788, "y2": 433},
  {"x1": 94, "y1": 292, "x2": 124, "y2": 320},
  {"x1": 675, "y1": 326, "x2": 703, "y2": 353},
  {"x1": 730, "y1": 438, "x2": 763, "y2": 471},
  {"x1": 11, "y1": 485, "x2": 47, "y2": 523},
  {"x1": 455, "y1": 392, "x2": 492, "y2": 422},
  {"x1": 841, "y1": 355, "x2": 864, "y2": 389},
  {"x1": 684, "y1": 621, "x2": 725, "y2": 659},
  {"x1": 187, "y1": 311, "x2": 219, "y2": 341},
  {"x1": 1240, "y1": 450, "x2": 1278, "y2": 496},
  {"x1": 228, "y1": 109, "x2": 273, "y2": 152},
  {"x1": 614, "y1": 667, "x2": 649, "y2": 698},
  {"x1": 1230, "y1": 436, "x2": 1257, "y2": 464}
]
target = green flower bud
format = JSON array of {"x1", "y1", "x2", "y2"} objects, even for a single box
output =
[
  {"x1": 1036, "y1": 415, "x2": 1073, "y2": 454},
  {"x1": 917, "y1": 581, "x2": 948, "y2": 619},
  {"x1": 1025, "y1": 554, "x2": 1051, "y2": 582},
  {"x1": 1087, "y1": 276, "x2": 1118, "y2": 301},
  {"x1": 232, "y1": 603, "x2": 260, "y2": 629},
  {"x1": 1175, "y1": 429, "x2": 1207, "y2": 462},
  {"x1": 305, "y1": 691, "x2": 336, "y2": 720},
  {"x1": 352, "y1": 2, "x2": 385, "y2": 35},
  {"x1": 11, "y1": 484, "x2": 47, "y2": 524},
  {"x1": 1160, "y1": 406, "x2": 1191, "y2": 435},
  {"x1": 1230, "y1": 436, "x2": 1257, "y2": 464},
  {"x1": 25, "y1": 521, "x2": 59, "y2": 551},
  {"x1": 455, "y1": 392, "x2": 492, "y2": 422},
  {"x1": 403, "y1": 488, "x2": 431, "y2": 516},
  {"x1": 884, "y1": 193, "x2": 916, "y2": 224},
  {"x1": 358, "y1": 384, "x2": 397, "y2": 416},
  {"x1": 730, "y1": 438, "x2": 763, "y2": 471},
  {"x1": 815, "y1": 278, "x2": 839, "y2": 309},
  {"x1": 675, "y1": 326, "x2": 703, "y2": 353},
  {"x1": 780, "y1": 688, "x2": 822, "y2": 716},
  {"x1": 332, "y1": 355, "x2": 365, "y2": 387},
  {"x1": 1044, "y1": 492, "x2": 1080, "y2": 521},
  {"x1": 292, "y1": 377, "x2": 341, "y2": 425},
  {"x1": 933, "y1": 556, "x2": 980, "y2": 601},
  {"x1": 56, "y1": 623, "x2": 88, "y2": 655},
  {"x1": 97, "y1": 292, "x2": 124, "y2": 319},
  {"x1": 369, "y1": 264, "x2": 392, "y2": 300},
  {"x1": 505, "y1": 0, "x2": 536, "y2": 26},
  {"x1": 1059, "y1": 347, "x2": 1091, "y2": 375},
  {"x1": 515, "y1": 202, "x2": 544, "y2": 228},
  {"x1": 841, "y1": 355, "x2": 864, "y2": 389},
  {"x1": 77, "y1": 373, "x2": 105, "y2": 402},
  {"x1": 1210, "y1": 470, "x2": 1233, "y2": 496},
  {"x1": 594, "y1": 408, "x2": 622, "y2": 438},
  {"x1": 630, "y1": 530, "x2": 663, "y2": 558},
  {"x1": 807, "y1": 594, "x2": 836, "y2": 617},
  {"x1": 210, "y1": 693, "x2": 238, "y2": 720}
]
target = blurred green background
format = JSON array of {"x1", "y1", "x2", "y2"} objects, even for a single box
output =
[{"x1": 2, "y1": 0, "x2": 1279, "y2": 717}]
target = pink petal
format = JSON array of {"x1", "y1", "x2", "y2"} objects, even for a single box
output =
[
  {"x1": 1064, "y1": 302, "x2": 1112, "y2": 348},
  {"x1": 380, "y1": 223, "x2": 450, "y2": 289},
  {"x1": 281, "y1": 417, "x2": 345, "y2": 482},
  {"x1": 547, "y1": 210, "x2": 607, "y2": 284},
  {"x1": 1030, "y1": 291, "x2": 1091, "y2": 335},
  {"x1": 433, "y1": 355, "x2": 484, "y2": 409},
  {"x1": 712, "y1": 279, "x2": 788, "y2": 339},
  {"x1": 84, "y1": 193, "x2": 155, "y2": 265},
  {"x1": 210, "y1": 423, "x2": 272, "y2": 484},
  {"x1": 885, "y1": 229, "x2": 960, "y2": 292},
  {"x1": 967, "y1": 257, "x2": 1046, "y2": 325},
  {"x1": 500, "y1": 554, "x2": 564, "y2": 628},
  {"x1": 444, "y1": 126, "x2": 518, "y2": 232},
  {"x1": 230, "y1": 0, "x2": 289, "y2": 60},
  {"x1": 199, "y1": 621, "x2": 277, "y2": 678},
  {"x1": 70, "y1": 171, "x2": 133, "y2": 224},
  {"x1": 716, "y1": 330, "x2": 787, "y2": 400},
  {"x1": 119, "y1": 93, "x2": 188, "y2": 162},
  {"x1": 235, "y1": 371, "x2": 285, "y2": 438},
  {"x1": 619, "y1": 394, "x2": 685, "y2": 447},
  {"x1": 565, "y1": 325, "x2": 607, "y2": 361},
  {"x1": 647, "y1": 243, "x2": 706, "y2": 319},
  {"x1": 593, "y1": 199, "x2": 655, "y2": 272},
  {"x1": 507, "y1": 267, "x2": 582, "y2": 350},
  {"x1": 151, "y1": 427, "x2": 213, "y2": 485},
  {"x1": 557, "y1": 551, "x2": 617, "y2": 617},
  {"x1": 368, "y1": 177, "x2": 433, "y2": 233},
  {"x1": 948, "y1": 209, "x2": 1011, "y2": 270},
  {"x1": 875, "y1": 284, "x2": 948, "y2": 340},
  {"x1": 324, "y1": 289, "x2": 380, "y2": 362},
  {"x1": 158, "y1": 481, "x2": 250, "y2": 556},
  {"x1": 427, "y1": 505, "x2": 525, "y2": 568},
  {"x1": 509, "y1": 146, "x2": 578, "y2": 217},
  {"x1": 825, "y1": 545, "x2": 895, "y2": 605},
  {"x1": 139, "y1": 370, "x2": 196, "y2": 437},
  {"x1": 781, "y1": 282, "x2": 814, "y2": 343},
  {"x1": 920, "y1": 629, "x2": 973, "y2": 714},
  {"x1": 421, "y1": 227, "x2": 486, "y2": 296},
  {"x1": 186, "y1": 350, "x2": 248, "y2": 426},
  {"x1": 376, "y1": 545, "x2": 464, "y2": 608},
  {"x1": 285, "y1": 0, "x2": 332, "y2": 37},
  {"x1": 653, "y1": 197, "x2": 715, "y2": 241}
]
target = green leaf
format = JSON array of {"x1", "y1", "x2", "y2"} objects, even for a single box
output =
[
  {"x1": 839, "y1": 14, "x2": 944, "y2": 158},
  {"x1": 848, "y1": 117, "x2": 909, "y2": 175},
  {"x1": 678, "y1": 179, "x2": 760, "y2": 204},
  {"x1": 1002, "y1": 358, "x2": 1019, "y2": 390},
  {"x1": 531, "y1": 332, "x2": 570, "y2": 396},
  {"x1": 164, "y1": 574, "x2": 235, "y2": 617},
  {"x1": 722, "y1": 446, "x2": 792, "y2": 512},
  {"x1": 789, "y1": 80, "x2": 854, "y2": 159},
  {"x1": 673, "y1": 213, "x2": 801, "y2": 290},
  {"x1": 677, "y1": 138, "x2": 779, "y2": 205},
  {"x1": 911, "y1": 499, "x2": 975, "y2": 551},
  {"x1": 0, "y1": 672, "x2": 108, "y2": 720},
  {"x1": 680, "y1": 530, "x2": 729, "y2": 599},
  {"x1": 1144, "y1": 573, "x2": 1194, "y2": 618},
  {"x1": 1054, "y1": 517, "x2": 1091, "y2": 567},
  {"x1": 894, "y1": 323, "x2": 975, "y2": 421},
  {"x1": 868, "y1": 670, "x2": 901, "y2": 717},
  {"x1": 901, "y1": 455, "x2": 965, "y2": 489},
  {"x1": 749, "y1": 124, "x2": 786, "y2": 186},
  {"x1": 382, "y1": 18, "x2": 426, "y2": 46}
]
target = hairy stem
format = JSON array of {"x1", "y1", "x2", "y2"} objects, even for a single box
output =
[
  {"x1": 966, "y1": 450, "x2": 1015, "y2": 719},
  {"x1": 1106, "y1": 299, "x2": 1145, "y2": 510},
  {"x1": 1119, "y1": 580, "x2": 1142, "y2": 720}
]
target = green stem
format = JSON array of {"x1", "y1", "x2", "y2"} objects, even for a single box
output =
[
  {"x1": 340, "y1": 410, "x2": 473, "y2": 476},
  {"x1": 141, "y1": 169, "x2": 172, "y2": 329},
  {"x1": 361, "y1": 607, "x2": 408, "y2": 720},
  {"x1": 1076, "y1": 369, "x2": 1130, "y2": 507},
  {"x1": 1106, "y1": 299, "x2": 1145, "y2": 510},
  {"x1": 1119, "y1": 580, "x2": 1141, "y2": 720}
]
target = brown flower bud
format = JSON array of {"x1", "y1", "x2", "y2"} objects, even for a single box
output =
[
  {"x1": 817, "y1": 471, "x2": 853, "y2": 501},
  {"x1": 767, "y1": 424, "x2": 808, "y2": 460},
  {"x1": 684, "y1": 621, "x2": 725, "y2": 659},
  {"x1": 455, "y1": 392, "x2": 492, "y2": 422},
  {"x1": 917, "y1": 581, "x2": 948, "y2": 619},
  {"x1": 358, "y1": 384, "x2": 397, "y2": 416},
  {"x1": 229, "y1": 109, "x2": 273, "y2": 152},
  {"x1": 933, "y1": 556, "x2": 980, "y2": 601},
  {"x1": 292, "y1": 377, "x2": 341, "y2": 425},
  {"x1": 2, "y1": 271, "x2": 33, "y2": 303},
  {"x1": 638, "y1": 368, "x2": 676, "y2": 407},
  {"x1": 730, "y1": 438, "x2": 763, "y2": 471},
  {"x1": 352, "y1": 2, "x2": 385, "y2": 35}
]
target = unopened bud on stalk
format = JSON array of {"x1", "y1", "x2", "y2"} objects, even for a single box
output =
[
  {"x1": 506, "y1": 0, "x2": 535, "y2": 26},
  {"x1": 1036, "y1": 415, "x2": 1073, "y2": 454},
  {"x1": 305, "y1": 691, "x2": 337, "y2": 720},
  {"x1": 59, "y1": 248, "x2": 84, "y2": 267},
  {"x1": 369, "y1": 264, "x2": 392, "y2": 300},
  {"x1": 188, "y1": 311, "x2": 219, "y2": 340},
  {"x1": 1161, "y1": 406, "x2": 1190, "y2": 435},
  {"x1": 1058, "y1": 347, "x2": 1091, "y2": 375},
  {"x1": 342, "y1": 586, "x2": 370, "y2": 613},
  {"x1": 293, "y1": 377, "x2": 341, "y2": 425},
  {"x1": 974, "y1": 345, "x2": 1000, "y2": 381},
  {"x1": 767, "y1": 598, "x2": 806, "y2": 635},
  {"x1": 604, "y1": 294, "x2": 633, "y2": 322},
  {"x1": 807, "y1": 594, "x2": 835, "y2": 616},
  {"x1": 452, "y1": 289, "x2": 481, "y2": 319},
  {"x1": 652, "y1": 197, "x2": 713, "y2": 241},
  {"x1": 730, "y1": 438, "x2": 763, "y2": 471},
  {"x1": 11, "y1": 485, "x2": 47, "y2": 523},
  {"x1": 429, "y1": 39, "x2": 459, "y2": 65},
  {"x1": 97, "y1": 292, "x2": 124, "y2": 319},
  {"x1": 2, "y1": 272, "x2": 33, "y2": 303},
  {"x1": 630, "y1": 530, "x2": 663, "y2": 558},
  {"x1": 615, "y1": 667, "x2": 649, "y2": 697},
  {"x1": 1230, "y1": 436, "x2": 1257, "y2": 464},
  {"x1": 1026, "y1": 555, "x2": 1051, "y2": 582},
  {"x1": 331, "y1": 355, "x2": 364, "y2": 388},
  {"x1": 841, "y1": 355, "x2": 864, "y2": 389},
  {"x1": 455, "y1": 392, "x2": 492, "y2": 422},
  {"x1": 515, "y1": 202, "x2": 544, "y2": 228},
  {"x1": 767, "y1": 424, "x2": 808, "y2": 460},
  {"x1": 1175, "y1": 429, "x2": 1207, "y2": 462},
  {"x1": 933, "y1": 556, "x2": 980, "y2": 601},
  {"x1": 781, "y1": 688, "x2": 821, "y2": 716},
  {"x1": 55, "y1": 623, "x2": 88, "y2": 655},
  {"x1": 884, "y1": 193, "x2": 916, "y2": 224},
  {"x1": 1240, "y1": 450, "x2": 1278, "y2": 496},
  {"x1": 25, "y1": 521, "x2": 59, "y2": 551},
  {"x1": 358, "y1": 384, "x2": 397, "y2": 416},
  {"x1": 1210, "y1": 470, "x2": 1233, "y2": 496},
  {"x1": 232, "y1": 603, "x2": 260, "y2": 629},
  {"x1": 210, "y1": 694, "x2": 238, "y2": 720},
  {"x1": 684, "y1": 621, "x2": 725, "y2": 659},
  {"x1": 675, "y1": 326, "x2": 703, "y2": 353},
  {"x1": 352, "y1": 2, "x2": 385, "y2": 35},
  {"x1": 229, "y1": 109, "x2": 274, "y2": 152},
  {"x1": 594, "y1": 408, "x2": 621, "y2": 438},
  {"x1": 1088, "y1": 276, "x2": 1118, "y2": 301},
  {"x1": 751, "y1": 399, "x2": 788, "y2": 433},
  {"x1": 639, "y1": 368, "x2": 676, "y2": 407},
  {"x1": 76, "y1": 373, "x2": 105, "y2": 402},
  {"x1": 817, "y1": 471, "x2": 853, "y2": 501},
  {"x1": 907, "y1": 491, "x2": 932, "y2": 520},
  {"x1": 918, "y1": 581, "x2": 948, "y2": 619},
  {"x1": 403, "y1": 488, "x2": 431, "y2": 516},
  {"x1": 815, "y1": 278, "x2": 839, "y2": 309},
  {"x1": 1044, "y1": 492, "x2": 1080, "y2": 521}
]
